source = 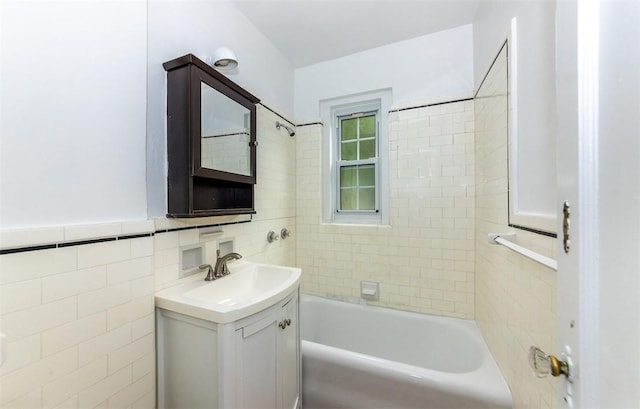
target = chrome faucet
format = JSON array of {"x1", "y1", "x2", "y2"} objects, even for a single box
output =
[{"x1": 201, "y1": 249, "x2": 242, "y2": 281}]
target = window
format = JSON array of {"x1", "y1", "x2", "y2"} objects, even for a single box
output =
[
  {"x1": 321, "y1": 90, "x2": 391, "y2": 225},
  {"x1": 337, "y1": 111, "x2": 378, "y2": 212}
]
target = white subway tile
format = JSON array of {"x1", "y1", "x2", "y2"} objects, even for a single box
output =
[
  {"x1": 1, "y1": 297, "x2": 77, "y2": 340},
  {"x1": 0, "y1": 227, "x2": 64, "y2": 250},
  {"x1": 107, "y1": 372, "x2": 153, "y2": 409},
  {"x1": 78, "y1": 325, "x2": 131, "y2": 367},
  {"x1": 77, "y1": 366, "x2": 131, "y2": 409},
  {"x1": 0, "y1": 347, "x2": 77, "y2": 406},
  {"x1": 106, "y1": 257, "x2": 152, "y2": 286},
  {"x1": 0, "y1": 334, "x2": 40, "y2": 376},
  {"x1": 42, "y1": 266, "x2": 106, "y2": 304},
  {"x1": 0, "y1": 279, "x2": 41, "y2": 315},
  {"x1": 131, "y1": 276, "x2": 154, "y2": 299},
  {"x1": 42, "y1": 312, "x2": 106, "y2": 357},
  {"x1": 130, "y1": 237, "x2": 154, "y2": 259},
  {"x1": 153, "y1": 231, "x2": 179, "y2": 251},
  {"x1": 0, "y1": 247, "x2": 77, "y2": 285},
  {"x1": 131, "y1": 352, "x2": 155, "y2": 382},
  {"x1": 131, "y1": 390, "x2": 155, "y2": 409},
  {"x1": 42, "y1": 357, "x2": 108, "y2": 409},
  {"x1": 108, "y1": 333, "x2": 153, "y2": 375},
  {"x1": 107, "y1": 295, "x2": 153, "y2": 331},
  {"x1": 3, "y1": 388, "x2": 43, "y2": 409},
  {"x1": 77, "y1": 241, "x2": 131, "y2": 269},
  {"x1": 78, "y1": 282, "x2": 131, "y2": 318},
  {"x1": 52, "y1": 395, "x2": 78, "y2": 409},
  {"x1": 178, "y1": 229, "x2": 199, "y2": 246},
  {"x1": 131, "y1": 315, "x2": 154, "y2": 341}
]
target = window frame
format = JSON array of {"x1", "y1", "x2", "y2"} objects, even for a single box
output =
[{"x1": 320, "y1": 90, "x2": 391, "y2": 225}]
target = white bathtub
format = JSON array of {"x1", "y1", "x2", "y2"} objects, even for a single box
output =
[{"x1": 301, "y1": 295, "x2": 512, "y2": 409}]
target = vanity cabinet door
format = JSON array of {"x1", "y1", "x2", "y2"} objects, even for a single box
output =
[
  {"x1": 236, "y1": 313, "x2": 279, "y2": 409},
  {"x1": 235, "y1": 291, "x2": 300, "y2": 409},
  {"x1": 278, "y1": 292, "x2": 300, "y2": 409}
]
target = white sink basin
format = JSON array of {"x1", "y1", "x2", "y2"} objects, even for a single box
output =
[{"x1": 155, "y1": 260, "x2": 301, "y2": 323}]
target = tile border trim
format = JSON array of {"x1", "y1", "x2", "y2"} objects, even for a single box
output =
[
  {"x1": 388, "y1": 97, "x2": 474, "y2": 113},
  {"x1": 0, "y1": 220, "x2": 252, "y2": 255}
]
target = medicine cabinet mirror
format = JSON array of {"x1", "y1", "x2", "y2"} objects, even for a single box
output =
[
  {"x1": 200, "y1": 82, "x2": 252, "y2": 177},
  {"x1": 163, "y1": 54, "x2": 259, "y2": 217}
]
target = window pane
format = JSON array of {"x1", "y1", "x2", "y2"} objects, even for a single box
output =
[
  {"x1": 341, "y1": 141, "x2": 357, "y2": 160},
  {"x1": 359, "y1": 165, "x2": 375, "y2": 186},
  {"x1": 340, "y1": 167, "x2": 357, "y2": 188},
  {"x1": 340, "y1": 189, "x2": 357, "y2": 210},
  {"x1": 359, "y1": 115, "x2": 376, "y2": 138},
  {"x1": 359, "y1": 188, "x2": 376, "y2": 210},
  {"x1": 339, "y1": 165, "x2": 377, "y2": 211},
  {"x1": 359, "y1": 139, "x2": 376, "y2": 159},
  {"x1": 341, "y1": 118, "x2": 357, "y2": 141}
]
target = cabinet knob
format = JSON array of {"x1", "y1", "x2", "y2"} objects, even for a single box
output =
[
  {"x1": 249, "y1": 140, "x2": 258, "y2": 147},
  {"x1": 278, "y1": 318, "x2": 292, "y2": 330}
]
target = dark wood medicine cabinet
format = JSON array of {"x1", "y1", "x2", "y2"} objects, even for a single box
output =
[{"x1": 163, "y1": 54, "x2": 260, "y2": 218}]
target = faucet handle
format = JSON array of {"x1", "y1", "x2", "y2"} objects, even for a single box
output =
[{"x1": 199, "y1": 264, "x2": 216, "y2": 281}]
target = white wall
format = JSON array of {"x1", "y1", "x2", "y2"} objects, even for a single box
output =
[
  {"x1": 146, "y1": 0, "x2": 295, "y2": 218},
  {"x1": 0, "y1": 1, "x2": 148, "y2": 229},
  {"x1": 294, "y1": 25, "x2": 474, "y2": 120},
  {"x1": 473, "y1": 1, "x2": 557, "y2": 226}
]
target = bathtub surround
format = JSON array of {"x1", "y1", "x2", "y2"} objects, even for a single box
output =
[
  {"x1": 296, "y1": 99, "x2": 476, "y2": 319},
  {"x1": 474, "y1": 45, "x2": 558, "y2": 409}
]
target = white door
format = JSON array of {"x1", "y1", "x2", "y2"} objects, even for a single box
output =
[{"x1": 556, "y1": 0, "x2": 640, "y2": 407}]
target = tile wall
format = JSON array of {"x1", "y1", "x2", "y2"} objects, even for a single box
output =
[
  {"x1": 0, "y1": 105, "x2": 296, "y2": 408},
  {"x1": 0, "y1": 236, "x2": 156, "y2": 409},
  {"x1": 474, "y1": 45, "x2": 558, "y2": 408},
  {"x1": 296, "y1": 100, "x2": 476, "y2": 318}
]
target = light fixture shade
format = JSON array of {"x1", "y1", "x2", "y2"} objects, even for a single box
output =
[{"x1": 211, "y1": 47, "x2": 238, "y2": 70}]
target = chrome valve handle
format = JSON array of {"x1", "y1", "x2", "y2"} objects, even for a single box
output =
[{"x1": 267, "y1": 230, "x2": 279, "y2": 243}]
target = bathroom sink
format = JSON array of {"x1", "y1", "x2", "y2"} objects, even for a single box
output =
[{"x1": 155, "y1": 260, "x2": 301, "y2": 323}]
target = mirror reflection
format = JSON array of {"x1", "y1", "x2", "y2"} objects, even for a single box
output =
[{"x1": 200, "y1": 82, "x2": 251, "y2": 176}]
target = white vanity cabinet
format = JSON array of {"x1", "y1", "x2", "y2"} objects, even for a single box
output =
[{"x1": 156, "y1": 288, "x2": 300, "y2": 409}]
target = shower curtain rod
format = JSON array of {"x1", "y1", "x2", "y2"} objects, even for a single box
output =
[{"x1": 488, "y1": 233, "x2": 558, "y2": 271}]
